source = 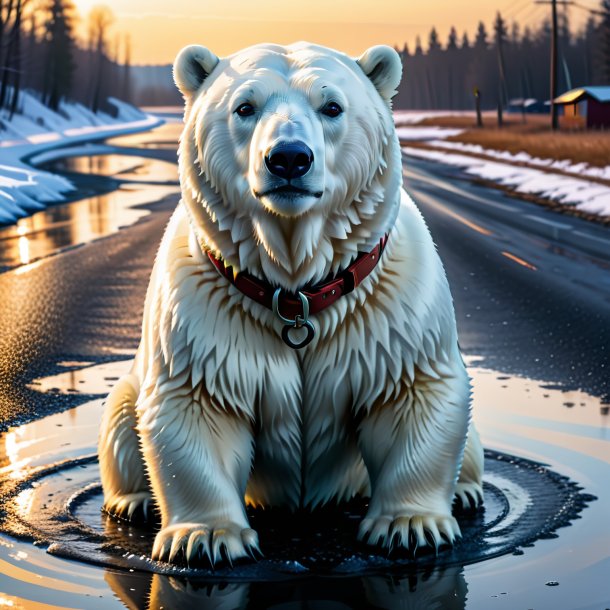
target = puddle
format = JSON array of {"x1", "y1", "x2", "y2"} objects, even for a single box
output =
[
  {"x1": 48, "y1": 155, "x2": 178, "y2": 185},
  {"x1": 0, "y1": 360, "x2": 605, "y2": 608},
  {"x1": 0, "y1": 184, "x2": 177, "y2": 270},
  {"x1": 0, "y1": 123, "x2": 180, "y2": 272}
]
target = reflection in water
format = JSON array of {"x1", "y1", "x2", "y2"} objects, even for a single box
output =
[
  {"x1": 51, "y1": 154, "x2": 179, "y2": 184},
  {"x1": 0, "y1": 184, "x2": 177, "y2": 270},
  {"x1": 0, "y1": 123, "x2": 181, "y2": 271},
  {"x1": 105, "y1": 567, "x2": 467, "y2": 610},
  {"x1": 0, "y1": 360, "x2": 131, "y2": 480},
  {"x1": 52, "y1": 154, "x2": 145, "y2": 177},
  {"x1": 0, "y1": 358, "x2": 606, "y2": 608}
]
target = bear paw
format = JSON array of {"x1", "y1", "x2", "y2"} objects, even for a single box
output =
[
  {"x1": 454, "y1": 482, "x2": 484, "y2": 511},
  {"x1": 103, "y1": 492, "x2": 153, "y2": 522},
  {"x1": 151, "y1": 522, "x2": 261, "y2": 567},
  {"x1": 358, "y1": 513, "x2": 461, "y2": 553}
]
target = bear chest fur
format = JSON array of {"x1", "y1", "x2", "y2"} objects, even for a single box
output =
[{"x1": 153, "y1": 198, "x2": 452, "y2": 509}]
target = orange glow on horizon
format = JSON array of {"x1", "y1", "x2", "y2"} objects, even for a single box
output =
[{"x1": 67, "y1": 0, "x2": 586, "y2": 65}]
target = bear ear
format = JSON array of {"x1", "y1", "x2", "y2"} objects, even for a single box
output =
[
  {"x1": 356, "y1": 45, "x2": 402, "y2": 101},
  {"x1": 173, "y1": 45, "x2": 220, "y2": 97}
]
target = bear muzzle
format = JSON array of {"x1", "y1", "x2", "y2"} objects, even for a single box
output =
[{"x1": 265, "y1": 141, "x2": 314, "y2": 180}]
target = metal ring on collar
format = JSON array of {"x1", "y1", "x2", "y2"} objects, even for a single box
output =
[
  {"x1": 272, "y1": 288, "x2": 310, "y2": 326},
  {"x1": 272, "y1": 288, "x2": 315, "y2": 349}
]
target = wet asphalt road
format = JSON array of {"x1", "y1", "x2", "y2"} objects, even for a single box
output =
[
  {"x1": 0, "y1": 141, "x2": 608, "y2": 431},
  {"x1": 0, "y1": 190, "x2": 177, "y2": 429},
  {"x1": 405, "y1": 157, "x2": 610, "y2": 404}
]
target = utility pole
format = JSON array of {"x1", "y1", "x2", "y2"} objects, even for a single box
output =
[
  {"x1": 536, "y1": 0, "x2": 573, "y2": 130},
  {"x1": 550, "y1": 0, "x2": 559, "y2": 129}
]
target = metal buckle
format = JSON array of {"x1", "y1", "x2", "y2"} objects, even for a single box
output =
[{"x1": 272, "y1": 288, "x2": 315, "y2": 349}]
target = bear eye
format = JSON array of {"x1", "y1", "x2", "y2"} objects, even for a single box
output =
[
  {"x1": 321, "y1": 101, "x2": 343, "y2": 118},
  {"x1": 235, "y1": 103, "x2": 255, "y2": 117}
]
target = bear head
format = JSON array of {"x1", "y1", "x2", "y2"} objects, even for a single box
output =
[{"x1": 174, "y1": 42, "x2": 403, "y2": 291}]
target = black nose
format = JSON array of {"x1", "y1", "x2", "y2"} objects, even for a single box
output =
[{"x1": 265, "y1": 142, "x2": 313, "y2": 179}]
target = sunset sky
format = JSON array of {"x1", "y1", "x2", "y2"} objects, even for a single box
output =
[{"x1": 70, "y1": 0, "x2": 592, "y2": 65}]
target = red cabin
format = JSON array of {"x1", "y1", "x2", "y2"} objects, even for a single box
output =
[{"x1": 554, "y1": 87, "x2": 610, "y2": 129}]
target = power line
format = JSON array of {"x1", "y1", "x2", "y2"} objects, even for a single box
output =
[
  {"x1": 508, "y1": 1, "x2": 541, "y2": 22},
  {"x1": 571, "y1": 1, "x2": 610, "y2": 17},
  {"x1": 519, "y1": 4, "x2": 548, "y2": 26},
  {"x1": 504, "y1": 0, "x2": 533, "y2": 20}
]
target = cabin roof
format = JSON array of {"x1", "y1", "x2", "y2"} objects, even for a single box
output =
[{"x1": 555, "y1": 86, "x2": 610, "y2": 104}]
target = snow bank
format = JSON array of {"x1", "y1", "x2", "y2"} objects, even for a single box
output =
[
  {"x1": 393, "y1": 110, "x2": 474, "y2": 126},
  {"x1": 403, "y1": 146, "x2": 610, "y2": 218},
  {"x1": 0, "y1": 91, "x2": 162, "y2": 225},
  {"x1": 395, "y1": 126, "x2": 464, "y2": 141},
  {"x1": 425, "y1": 139, "x2": 610, "y2": 182}
]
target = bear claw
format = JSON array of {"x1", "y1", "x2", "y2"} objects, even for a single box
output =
[
  {"x1": 359, "y1": 514, "x2": 461, "y2": 554},
  {"x1": 151, "y1": 522, "x2": 261, "y2": 567},
  {"x1": 454, "y1": 482, "x2": 484, "y2": 511},
  {"x1": 103, "y1": 491, "x2": 153, "y2": 523}
]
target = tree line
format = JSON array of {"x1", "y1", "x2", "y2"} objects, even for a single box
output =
[
  {"x1": 394, "y1": 2, "x2": 610, "y2": 110},
  {"x1": 0, "y1": 0, "x2": 130, "y2": 121},
  {"x1": 1, "y1": 0, "x2": 610, "y2": 117}
]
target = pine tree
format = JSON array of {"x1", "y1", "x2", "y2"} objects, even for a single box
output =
[
  {"x1": 461, "y1": 31, "x2": 471, "y2": 50},
  {"x1": 511, "y1": 21, "x2": 520, "y2": 45},
  {"x1": 42, "y1": 0, "x2": 76, "y2": 111},
  {"x1": 447, "y1": 27, "x2": 458, "y2": 51},
  {"x1": 599, "y1": 0, "x2": 610, "y2": 83},
  {"x1": 474, "y1": 21, "x2": 488, "y2": 51},
  {"x1": 428, "y1": 27, "x2": 441, "y2": 53},
  {"x1": 494, "y1": 12, "x2": 509, "y2": 106}
]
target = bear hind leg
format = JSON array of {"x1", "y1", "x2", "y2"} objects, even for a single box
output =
[
  {"x1": 98, "y1": 374, "x2": 153, "y2": 522},
  {"x1": 454, "y1": 422, "x2": 484, "y2": 511}
]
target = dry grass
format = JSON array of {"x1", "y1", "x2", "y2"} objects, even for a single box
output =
[{"x1": 416, "y1": 113, "x2": 610, "y2": 168}]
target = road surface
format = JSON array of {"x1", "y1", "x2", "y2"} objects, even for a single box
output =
[
  {"x1": 0, "y1": 130, "x2": 608, "y2": 429},
  {"x1": 404, "y1": 155, "x2": 610, "y2": 404},
  {"x1": 0, "y1": 123, "x2": 609, "y2": 609}
]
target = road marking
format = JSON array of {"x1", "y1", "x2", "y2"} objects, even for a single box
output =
[
  {"x1": 501, "y1": 251, "x2": 538, "y2": 271},
  {"x1": 413, "y1": 190, "x2": 493, "y2": 236},
  {"x1": 444, "y1": 209, "x2": 493, "y2": 236}
]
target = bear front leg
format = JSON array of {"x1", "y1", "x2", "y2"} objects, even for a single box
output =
[
  {"x1": 356, "y1": 368, "x2": 471, "y2": 553},
  {"x1": 137, "y1": 389, "x2": 260, "y2": 566}
]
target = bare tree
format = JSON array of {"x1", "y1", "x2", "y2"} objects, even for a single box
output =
[
  {"x1": 0, "y1": 0, "x2": 16, "y2": 108},
  {"x1": 88, "y1": 4, "x2": 114, "y2": 113},
  {"x1": 7, "y1": 0, "x2": 23, "y2": 116},
  {"x1": 122, "y1": 33, "x2": 131, "y2": 103},
  {"x1": 0, "y1": 0, "x2": 34, "y2": 115}
]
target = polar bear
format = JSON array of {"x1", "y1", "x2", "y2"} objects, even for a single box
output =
[{"x1": 98, "y1": 41, "x2": 484, "y2": 566}]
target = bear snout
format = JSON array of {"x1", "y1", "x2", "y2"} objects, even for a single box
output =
[{"x1": 265, "y1": 141, "x2": 314, "y2": 180}]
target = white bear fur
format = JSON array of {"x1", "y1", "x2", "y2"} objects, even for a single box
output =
[{"x1": 98, "y1": 41, "x2": 484, "y2": 566}]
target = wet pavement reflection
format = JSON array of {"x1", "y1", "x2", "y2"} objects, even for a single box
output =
[
  {"x1": 0, "y1": 124, "x2": 181, "y2": 272},
  {"x1": 0, "y1": 116, "x2": 608, "y2": 609},
  {"x1": 0, "y1": 360, "x2": 606, "y2": 609}
]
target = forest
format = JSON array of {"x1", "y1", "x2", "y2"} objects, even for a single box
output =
[
  {"x1": 394, "y1": 3, "x2": 610, "y2": 110},
  {"x1": 0, "y1": 0, "x2": 609, "y2": 117},
  {"x1": 0, "y1": 0, "x2": 129, "y2": 120}
]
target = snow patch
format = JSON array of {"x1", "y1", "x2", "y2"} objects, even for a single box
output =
[
  {"x1": 395, "y1": 126, "x2": 464, "y2": 141},
  {"x1": 425, "y1": 139, "x2": 610, "y2": 182},
  {"x1": 0, "y1": 90, "x2": 162, "y2": 225},
  {"x1": 403, "y1": 146, "x2": 610, "y2": 218},
  {"x1": 393, "y1": 110, "x2": 474, "y2": 126}
]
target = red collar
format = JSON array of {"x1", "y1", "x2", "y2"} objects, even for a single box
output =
[{"x1": 207, "y1": 233, "x2": 389, "y2": 348}]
